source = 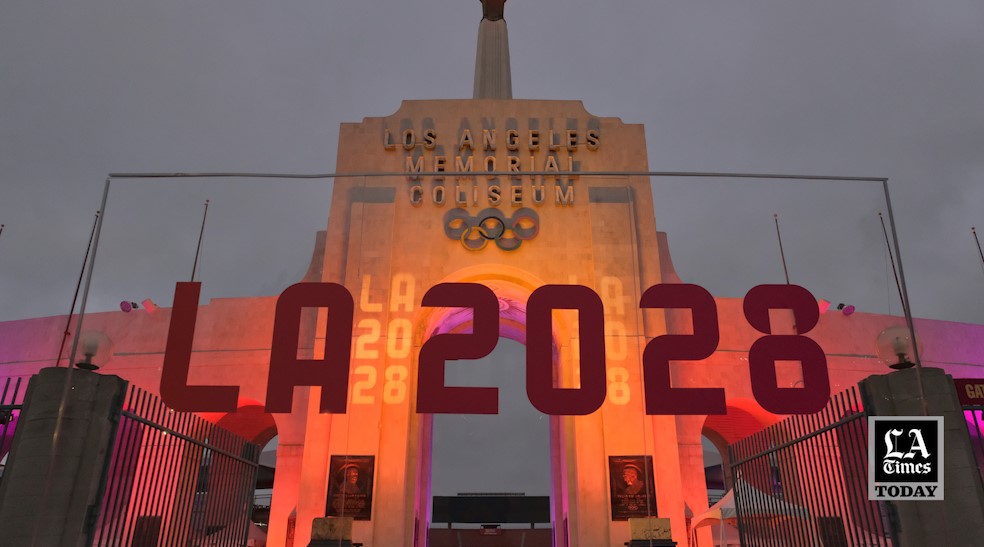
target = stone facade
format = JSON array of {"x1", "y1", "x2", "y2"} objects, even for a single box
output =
[{"x1": 1, "y1": 99, "x2": 983, "y2": 547}]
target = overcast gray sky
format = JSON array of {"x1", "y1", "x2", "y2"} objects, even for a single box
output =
[
  {"x1": 2, "y1": 0, "x2": 984, "y2": 499},
  {"x1": 2, "y1": 0, "x2": 983, "y2": 326}
]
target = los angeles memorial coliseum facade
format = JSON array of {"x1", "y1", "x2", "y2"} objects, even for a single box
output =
[{"x1": 1, "y1": 2, "x2": 982, "y2": 546}]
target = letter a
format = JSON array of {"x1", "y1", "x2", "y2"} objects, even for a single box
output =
[
  {"x1": 266, "y1": 283, "x2": 354, "y2": 413},
  {"x1": 906, "y1": 429, "x2": 931, "y2": 459}
]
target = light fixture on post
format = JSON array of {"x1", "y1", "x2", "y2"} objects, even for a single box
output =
[
  {"x1": 74, "y1": 331, "x2": 112, "y2": 371},
  {"x1": 876, "y1": 326, "x2": 916, "y2": 370}
]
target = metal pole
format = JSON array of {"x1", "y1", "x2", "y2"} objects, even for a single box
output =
[
  {"x1": 973, "y1": 227, "x2": 984, "y2": 277},
  {"x1": 34, "y1": 178, "x2": 112, "y2": 544},
  {"x1": 191, "y1": 199, "x2": 210, "y2": 282},
  {"x1": 54, "y1": 211, "x2": 100, "y2": 367},
  {"x1": 878, "y1": 212, "x2": 905, "y2": 313},
  {"x1": 108, "y1": 170, "x2": 888, "y2": 182},
  {"x1": 881, "y1": 180, "x2": 928, "y2": 415},
  {"x1": 67, "y1": 178, "x2": 111, "y2": 368},
  {"x1": 774, "y1": 213, "x2": 791, "y2": 284}
]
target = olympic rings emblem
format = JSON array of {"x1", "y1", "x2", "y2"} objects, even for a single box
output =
[{"x1": 443, "y1": 207, "x2": 540, "y2": 251}]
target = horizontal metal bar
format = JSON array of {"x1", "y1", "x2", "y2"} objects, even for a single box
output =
[
  {"x1": 119, "y1": 411, "x2": 259, "y2": 468},
  {"x1": 730, "y1": 411, "x2": 867, "y2": 467},
  {"x1": 13, "y1": 347, "x2": 883, "y2": 363},
  {"x1": 114, "y1": 347, "x2": 272, "y2": 357},
  {"x1": 0, "y1": 358, "x2": 62, "y2": 366},
  {"x1": 108, "y1": 170, "x2": 888, "y2": 182}
]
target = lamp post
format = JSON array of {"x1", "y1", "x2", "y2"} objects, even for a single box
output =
[{"x1": 877, "y1": 326, "x2": 917, "y2": 370}]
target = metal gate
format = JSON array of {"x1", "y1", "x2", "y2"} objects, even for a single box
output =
[
  {"x1": 88, "y1": 383, "x2": 260, "y2": 546},
  {"x1": 0, "y1": 377, "x2": 26, "y2": 489},
  {"x1": 727, "y1": 387, "x2": 895, "y2": 547},
  {"x1": 964, "y1": 403, "x2": 984, "y2": 486}
]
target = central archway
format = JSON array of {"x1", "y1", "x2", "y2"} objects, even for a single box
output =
[
  {"x1": 429, "y1": 337, "x2": 552, "y2": 545},
  {"x1": 408, "y1": 266, "x2": 574, "y2": 547}
]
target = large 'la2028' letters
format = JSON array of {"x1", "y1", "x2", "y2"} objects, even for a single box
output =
[{"x1": 160, "y1": 282, "x2": 828, "y2": 415}]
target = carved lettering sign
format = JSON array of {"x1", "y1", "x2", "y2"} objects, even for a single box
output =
[{"x1": 385, "y1": 125, "x2": 600, "y2": 207}]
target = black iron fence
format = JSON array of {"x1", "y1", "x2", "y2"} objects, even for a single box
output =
[
  {"x1": 0, "y1": 377, "x2": 26, "y2": 488},
  {"x1": 88, "y1": 384, "x2": 260, "y2": 547},
  {"x1": 728, "y1": 387, "x2": 895, "y2": 547}
]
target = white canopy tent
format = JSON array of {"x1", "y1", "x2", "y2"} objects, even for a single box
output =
[
  {"x1": 691, "y1": 491, "x2": 738, "y2": 547},
  {"x1": 691, "y1": 482, "x2": 809, "y2": 546}
]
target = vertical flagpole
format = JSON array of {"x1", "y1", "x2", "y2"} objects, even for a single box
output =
[
  {"x1": 54, "y1": 211, "x2": 100, "y2": 367},
  {"x1": 191, "y1": 199, "x2": 210, "y2": 282},
  {"x1": 881, "y1": 180, "x2": 928, "y2": 415},
  {"x1": 773, "y1": 214, "x2": 790, "y2": 284},
  {"x1": 34, "y1": 178, "x2": 111, "y2": 544},
  {"x1": 973, "y1": 227, "x2": 984, "y2": 277},
  {"x1": 878, "y1": 213, "x2": 905, "y2": 313},
  {"x1": 66, "y1": 179, "x2": 110, "y2": 369}
]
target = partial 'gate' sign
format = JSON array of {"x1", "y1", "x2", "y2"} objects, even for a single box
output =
[{"x1": 954, "y1": 378, "x2": 984, "y2": 406}]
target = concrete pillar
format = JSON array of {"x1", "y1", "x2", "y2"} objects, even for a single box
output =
[
  {"x1": 859, "y1": 367, "x2": 984, "y2": 546},
  {"x1": 676, "y1": 417, "x2": 712, "y2": 547},
  {"x1": 650, "y1": 415, "x2": 688, "y2": 547},
  {"x1": 267, "y1": 443, "x2": 304, "y2": 547},
  {"x1": 0, "y1": 367, "x2": 127, "y2": 546},
  {"x1": 294, "y1": 400, "x2": 332, "y2": 546}
]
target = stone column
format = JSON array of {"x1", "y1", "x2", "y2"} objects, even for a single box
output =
[
  {"x1": 859, "y1": 367, "x2": 984, "y2": 546},
  {"x1": 0, "y1": 367, "x2": 127, "y2": 546},
  {"x1": 293, "y1": 397, "x2": 333, "y2": 546},
  {"x1": 267, "y1": 443, "x2": 304, "y2": 547},
  {"x1": 676, "y1": 416, "x2": 712, "y2": 547}
]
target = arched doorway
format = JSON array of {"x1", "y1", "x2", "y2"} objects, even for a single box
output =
[
  {"x1": 700, "y1": 432, "x2": 728, "y2": 507},
  {"x1": 697, "y1": 402, "x2": 776, "y2": 546},
  {"x1": 408, "y1": 269, "x2": 573, "y2": 547},
  {"x1": 251, "y1": 434, "x2": 278, "y2": 545},
  {"x1": 429, "y1": 337, "x2": 553, "y2": 546},
  {"x1": 214, "y1": 402, "x2": 279, "y2": 546}
]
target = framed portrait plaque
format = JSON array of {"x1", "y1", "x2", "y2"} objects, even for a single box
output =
[
  {"x1": 326, "y1": 455, "x2": 375, "y2": 520},
  {"x1": 609, "y1": 455, "x2": 657, "y2": 521}
]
